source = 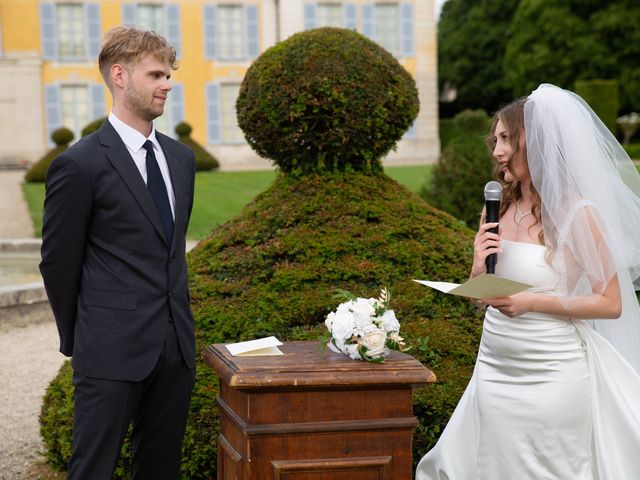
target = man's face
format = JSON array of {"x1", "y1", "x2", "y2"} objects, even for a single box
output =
[{"x1": 122, "y1": 54, "x2": 171, "y2": 122}]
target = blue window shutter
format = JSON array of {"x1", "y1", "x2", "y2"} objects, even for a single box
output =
[
  {"x1": 171, "y1": 83, "x2": 184, "y2": 131},
  {"x1": 344, "y1": 4, "x2": 357, "y2": 30},
  {"x1": 400, "y1": 3, "x2": 414, "y2": 57},
  {"x1": 245, "y1": 5, "x2": 259, "y2": 59},
  {"x1": 90, "y1": 84, "x2": 106, "y2": 122},
  {"x1": 44, "y1": 85, "x2": 61, "y2": 146},
  {"x1": 203, "y1": 5, "x2": 217, "y2": 60},
  {"x1": 303, "y1": 4, "x2": 316, "y2": 30},
  {"x1": 206, "y1": 83, "x2": 221, "y2": 144},
  {"x1": 362, "y1": 4, "x2": 373, "y2": 39},
  {"x1": 40, "y1": 3, "x2": 58, "y2": 60},
  {"x1": 85, "y1": 4, "x2": 101, "y2": 58},
  {"x1": 166, "y1": 4, "x2": 181, "y2": 58},
  {"x1": 122, "y1": 4, "x2": 136, "y2": 26}
]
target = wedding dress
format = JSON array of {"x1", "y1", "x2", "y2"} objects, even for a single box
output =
[{"x1": 416, "y1": 239, "x2": 640, "y2": 479}]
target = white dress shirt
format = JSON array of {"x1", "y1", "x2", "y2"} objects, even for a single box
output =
[{"x1": 108, "y1": 112, "x2": 176, "y2": 218}]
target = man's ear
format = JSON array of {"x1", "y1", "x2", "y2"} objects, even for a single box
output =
[{"x1": 111, "y1": 63, "x2": 127, "y2": 89}]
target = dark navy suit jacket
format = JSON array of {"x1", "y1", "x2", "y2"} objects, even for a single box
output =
[{"x1": 40, "y1": 120, "x2": 196, "y2": 381}]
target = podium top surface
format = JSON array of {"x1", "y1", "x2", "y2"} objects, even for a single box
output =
[{"x1": 203, "y1": 341, "x2": 435, "y2": 390}]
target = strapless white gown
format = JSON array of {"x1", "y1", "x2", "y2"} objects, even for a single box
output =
[{"x1": 416, "y1": 240, "x2": 640, "y2": 479}]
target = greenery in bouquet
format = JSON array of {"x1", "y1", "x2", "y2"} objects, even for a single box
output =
[{"x1": 324, "y1": 288, "x2": 407, "y2": 362}]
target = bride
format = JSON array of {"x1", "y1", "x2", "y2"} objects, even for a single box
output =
[{"x1": 416, "y1": 84, "x2": 640, "y2": 479}]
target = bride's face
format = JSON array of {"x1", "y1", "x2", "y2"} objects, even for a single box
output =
[{"x1": 492, "y1": 119, "x2": 530, "y2": 184}]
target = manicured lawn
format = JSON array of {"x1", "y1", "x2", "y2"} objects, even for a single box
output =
[{"x1": 21, "y1": 164, "x2": 433, "y2": 240}]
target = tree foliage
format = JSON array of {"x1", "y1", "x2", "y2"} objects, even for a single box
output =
[
  {"x1": 437, "y1": 0, "x2": 519, "y2": 116},
  {"x1": 439, "y1": 0, "x2": 640, "y2": 115}
]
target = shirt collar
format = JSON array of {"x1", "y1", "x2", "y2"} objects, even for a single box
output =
[{"x1": 108, "y1": 112, "x2": 159, "y2": 153}]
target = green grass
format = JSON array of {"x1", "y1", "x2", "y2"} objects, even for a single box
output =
[
  {"x1": 22, "y1": 182, "x2": 45, "y2": 239},
  {"x1": 20, "y1": 165, "x2": 433, "y2": 240}
]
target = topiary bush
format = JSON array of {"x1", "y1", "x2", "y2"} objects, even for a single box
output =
[
  {"x1": 236, "y1": 27, "x2": 419, "y2": 175},
  {"x1": 175, "y1": 122, "x2": 219, "y2": 171},
  {"x1": 81, "y1": 117, "x2": 106, "y2": 137},
  {"x1": 40, "y1": 27, "x2": 480, "y2": 478},
  {"x1": 25, "y1": 127, "x2": 74, "y2": 183},
  {"x1": 420, "y1": 109, "x2": 493, "y2": 226}
]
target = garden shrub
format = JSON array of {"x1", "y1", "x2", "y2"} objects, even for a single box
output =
[
  {"x1": 421, "y1": 109, "x2": 493, "y2": 227},
  {"x1": 439, "y1": 118, "x2": 456, "y2": 149},
  {"x1": 81, "y1": 117, "x2": 106, "y2": 137},
  {"x1": 236, "y1": 27, "x2": 419, "y2": 175},
  {"x1": 625, "y1": 142, "x2": 640, "y2": 160},
  {"x1": 40, "y1": 27, "x2": 481, "y2": 478},
  {"x1": 25, "y1": 127, "x2": 74, "y2": 183},
  {"x1": 574, "y1": 79, "x2": 619, "y2": 135},
  {"x1": 175, "y1": 122, "x2": 219, "y2": 171}
]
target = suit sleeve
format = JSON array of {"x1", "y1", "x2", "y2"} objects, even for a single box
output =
[{"x1": 39, "y1": 153, "x2": 92, "y2": 356}]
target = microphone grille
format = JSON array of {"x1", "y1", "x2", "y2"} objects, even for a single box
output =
[{"x1": 484, "y1": 181, "x2": 502, "y2": 201}]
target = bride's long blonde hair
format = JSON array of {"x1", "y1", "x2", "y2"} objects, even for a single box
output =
[{"x1": 486, "y1": 98, "x2": 545, "y2": 245}]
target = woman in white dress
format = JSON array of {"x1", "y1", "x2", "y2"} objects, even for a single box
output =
[{"x1": 416, "y1": 84, "x2": 640, "y2": 479}]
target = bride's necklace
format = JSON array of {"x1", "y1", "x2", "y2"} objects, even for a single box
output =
[{"x1": 514, "y1": 200, "x2": 532, "y2": 226}]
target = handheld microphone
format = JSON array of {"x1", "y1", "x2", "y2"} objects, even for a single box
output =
[{"x1": 484, "y1": 181, "x2": 502, "y2": 274}]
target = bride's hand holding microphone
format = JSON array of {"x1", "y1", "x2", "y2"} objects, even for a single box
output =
[{"x1": 471, "y1": 221, "x2": 502, "y2": 278}]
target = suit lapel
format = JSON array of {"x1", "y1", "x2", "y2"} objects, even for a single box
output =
[{"x1": 98, "y1": 121, "x2": 168, "y2": 246}]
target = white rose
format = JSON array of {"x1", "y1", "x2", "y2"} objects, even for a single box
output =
[
  {"x1": 351, "y1": 298, "x2": 375, "y2": 330},
  {"x1": 325, "y1": 311, "x2": 335, "y2": 331},
  {"x1": 344, "y1": 343, "x2": 361, "y2": 360},
  {"x1": 381, "y1": 310, "x2": 400, "y2": 333},
  {"x1": 351, "y1": 298, "x2": 376, "y2": 316},
  {"x1": 361, "y1": 329, "x2": 387, "y2": 358},
  {"x1": 331, "y1": 310, "x2": 355, "y2": 342}
]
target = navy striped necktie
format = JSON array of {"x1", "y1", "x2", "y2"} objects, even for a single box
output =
[{"x1": 143, "y1": 140, "x2": 173, "y2": 244}]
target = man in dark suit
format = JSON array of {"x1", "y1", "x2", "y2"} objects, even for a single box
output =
[{"x1": 40, "y1": 26, "x2": 196, "y2": 479}]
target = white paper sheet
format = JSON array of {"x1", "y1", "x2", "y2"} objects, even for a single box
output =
[{"x1": 225, "y1": 336, "x2": 284, "y2": 356}]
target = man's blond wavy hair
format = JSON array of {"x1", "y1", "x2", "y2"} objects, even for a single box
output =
[{"x1": 98, "y1": 26, "x2": 177, "y2": 89}]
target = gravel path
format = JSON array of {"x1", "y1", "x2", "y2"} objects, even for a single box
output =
[
  {"x1": 0, "y1": 170, "x2": 63, "y2": 479},
  {"x1": 0, "y1": 171, "x2": 34, "y2": 238},
  {"x1": 0, "y1": 322, "x2": 65, "y2": 480}
]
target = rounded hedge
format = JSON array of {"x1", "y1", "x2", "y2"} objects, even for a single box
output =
[
  {"x1": 51, "y1": 127, "x2": 74, "y2": 146},
  {"x1": 175, "y1": 121, "x2": 192, "y2": 137},
  {"x1": 421, "y1": 109, "x2": 493, "y2": 226},
  {"x1": 175, "y1": 122, "x2": 220, "y2": 171},
  {"x1": 81, "y1": 117, "x2": 106, "y2": 137},
  {"x1": 41, "y1": 172, "x2": 483, "y2": 478},
  {"x1": 25, "y1": 127, "x2": 74, "y2": 183},
  {"x1": 236, "y1": 28, "x2": 419, "y2": 175}
]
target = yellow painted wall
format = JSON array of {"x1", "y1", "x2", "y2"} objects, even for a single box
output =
[{"x1": 1, "y1": 0, "x2": 421, "y2": 152}]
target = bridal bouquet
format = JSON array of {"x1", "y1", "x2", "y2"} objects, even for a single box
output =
[{"x1": 324, "y1": 288, "x2": 406, "y2": 362}]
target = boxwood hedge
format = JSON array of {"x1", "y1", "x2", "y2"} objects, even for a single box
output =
[{"x1": 236, "y1": 28, "x2": 419, "y2": 175}]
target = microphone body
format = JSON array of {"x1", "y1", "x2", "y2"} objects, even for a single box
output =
[{"x1": 484, "y1": 181, "x2": 502, "y2": 274}]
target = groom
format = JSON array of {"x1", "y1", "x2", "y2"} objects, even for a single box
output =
[{"x1": 40, "y1": 26, "x2": 196, "y2": 479}]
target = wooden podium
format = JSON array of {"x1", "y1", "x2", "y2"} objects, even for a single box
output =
[{"x1": 203, "y1": 341, "x2": 434, "y2": 480}]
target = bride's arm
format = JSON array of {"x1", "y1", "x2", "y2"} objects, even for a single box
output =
[
  {"x1": 485, "y1": 204, "x2": 622, "y2": 319},
  {"x1": 484, "y1": 277, "x2": 621, "y2": 319}
]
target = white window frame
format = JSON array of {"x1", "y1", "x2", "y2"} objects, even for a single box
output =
[
  {"x1": 40, "y1": 2, "x2": 101, "y2": 62},
  {"x1": 121, "y1": 3, "x2": 182, "y2": 58},
  {"x1": 44, "y1": 82, "x2": 106, "y2": 146},
  {"x1": 362, "y1": 2, "x2": 414, "y2": 58},
  {"x1": 203, "y1": 4, "x2": 259, "y2": 62},
  {"x1": 206, "y1": 82, "x2": 244, "y2": 145}
]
